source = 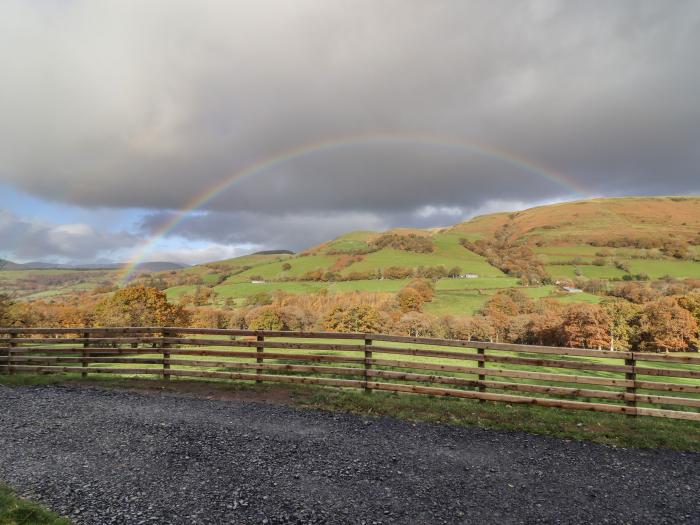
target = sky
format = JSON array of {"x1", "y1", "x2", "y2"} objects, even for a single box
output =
[{"x1": 0, "y1": 0, "x2": 699, "y2": 265}]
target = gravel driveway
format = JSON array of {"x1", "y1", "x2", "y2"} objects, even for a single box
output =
[{"x1": 0, "y1": 384, "x2": 698, "y2": 524}]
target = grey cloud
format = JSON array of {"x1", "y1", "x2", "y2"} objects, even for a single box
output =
[
  {"x1": 139, "y1": 197, "x2": 538, "y2": 252},
  {"x1": 0, "y1": 211, "x2": 137, "y2": 263},
  {"x1": 0, "y1": 0, "x2": 699, "y2": 250}
]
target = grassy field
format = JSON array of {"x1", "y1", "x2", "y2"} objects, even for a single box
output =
[
  {"x1": 545, "y1": 264, "x2": 628, "y2": 280},
  {"x1": 0, "y1": 484, "x2": 70, "y2": 525},
  {"x1": 627, "y1": 259, "x2": 700, "y2": 279}
]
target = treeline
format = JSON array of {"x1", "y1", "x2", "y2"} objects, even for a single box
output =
[
  {"x1": 294, "y1": 264, "x2": 463, "y2": 282},
  {"x1": 460, "y1": 238, "x2": 548, "y2": 285},
  {"x1": 2, "y1": 280, "x2": 698, "y2": 352},
  {"x1": 325, "y1": 233, "x2": 434, "y2": 256}
]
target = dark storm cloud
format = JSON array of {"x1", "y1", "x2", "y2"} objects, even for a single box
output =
[
  {"x1": 1, "y1": 0, "x2": 699, "y2": 249},
  {"x1": 138, "y1": 198, "x2": 537, "y2": 252}
]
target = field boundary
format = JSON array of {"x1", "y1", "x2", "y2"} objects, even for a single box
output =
[{"x1": 1, "y1": 327, "x2": 699, "y2": 420}]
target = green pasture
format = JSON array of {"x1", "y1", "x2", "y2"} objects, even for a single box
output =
[
  {"x1": 214, "y1": 281, "x2": 327, "y2": 299},
  {"x1": 546, "y1": 264, "x2": 627, "y2": 280},
  {"x1": 627, "y1": 259, "x2": 700, "y2": 279},
  {"x1": 425, "y1": 291, "x2": 488, "y2": 315},
  {"x1": 226, "y1": 254, "x2": 338, "y2": 283}
]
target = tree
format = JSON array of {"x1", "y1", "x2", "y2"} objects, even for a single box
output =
[
  {"x1": 324, "y1": 305, "x2": 385, "y2": 333},
  {"x1": 464, "y1": 316, "x2": 496, "y2": 342},
  {"x1": 95, "y1": 285, "x2": 189, "y2": 327},
  {"x1": 678, "y1": 292, "x2": 700, "y2": 326},
  {"x1": 600, "y1": 299, "x2": 640, "y2": 351},
  {"x1": 0, "y1": 293, "x2": 14, "y2": 326},
  {"x1": 383, "y1": 266, "x2": 413, "y2": 279},
  {"x1": 558, "y1": 303, "x2": 611, "y2": 349},
  {"x1": 447, "y1": 266, "x2": 462, "y2": 278},
  {"x1": 483, "y1": 293, "x2": 519, "y2": 317},
  {"x1": 247, "y1": 306, "x2": 285, "y2": 330},
  {"x1": 281, "y1": 262, "x2": 292, "y2": 271},
  {"x1": 397, "y1": 287, "x2": 424, "y2": 313},
  {"x1": 637, "y1": 298, "x2": 698, "y2": 352},
  {"x1": 396, "y1": 312, "x2": 435, "y2": 337},
  {"x1": 190, "y1": 307, "x2": 228, "y2": 328},
  {"x1": 405, "y1": 278, "x2": 434, "y2": 302},
  {"x1": 245, "y1": 291, "x2": 273, "y2": 307}
]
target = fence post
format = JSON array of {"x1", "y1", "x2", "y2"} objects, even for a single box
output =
[
  {"x1": 477, "y1": 347, "x2": 485, "y2": 402},
  {"x1": 82, "y1": 331, "x2": 90, "y2": 378},
  {"x1": 162, "y1": 329, "x2": 171, "y2": 381},
  {"x1": 625, "y1": 352, "x2": 637, "y2": 417},
  {"x1": 364, "y1": 335, "x2": 373, "y2": 394},
  {"x1": 8, "y1": 332, "x2": 18, "y2": 375},
  {"x1": 0, "y1": 337, "x2": 6, "y2": 375},
  {"x1": 256, "y1": 333, "x2": 264, "y2": 384}
]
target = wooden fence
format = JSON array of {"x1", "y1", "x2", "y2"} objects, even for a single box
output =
[{"x1": 1, "y1": 327, "x2": 699, "y2": 421}]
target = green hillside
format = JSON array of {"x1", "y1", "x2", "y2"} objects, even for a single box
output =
[{"x1": 152, "y1": 196, "x2": 700, "y2": 314}]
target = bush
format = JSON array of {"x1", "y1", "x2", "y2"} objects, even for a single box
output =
[{"x1": 383, "y1": 266, "x2": 414, "y2": 279}]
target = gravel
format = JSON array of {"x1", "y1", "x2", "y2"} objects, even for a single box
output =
[{"x1": 0, "y1": 384, "x2": 698, "y2": 524}]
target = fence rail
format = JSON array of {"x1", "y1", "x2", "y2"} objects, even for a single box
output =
[{"x1": 1, "y1": 327, "x2": 699, "y2": 421}]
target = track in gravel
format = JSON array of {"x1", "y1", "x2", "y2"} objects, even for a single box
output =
[{"x1": 0, "y1": 385, "x2": 698, "y2": 525}]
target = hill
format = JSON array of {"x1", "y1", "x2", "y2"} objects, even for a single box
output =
[
  {"x1": 452, "y1": 196, "x2": 700, "y2": 245},
  {"x1": 0, "y1": 260, "x2": 186, "y2": 271},
  {"x1": 143, "y1": 196, "x2": 699, "y2": 314}
]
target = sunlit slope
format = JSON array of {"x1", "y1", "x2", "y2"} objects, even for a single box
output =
[
  {"x1": 219, "y1": 230, "x2": 505, "y2": 283},
  {"x1": 450, "y1": 196, "x2": 700, "y2": 281},
  {"x1": 451, "y1": 196, "x2": 700, "y2": 245}
]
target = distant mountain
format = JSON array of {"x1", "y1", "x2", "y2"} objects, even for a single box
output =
[
  {"x1": 252, "y1": 250, "x2": 295, "y2": 255},
  {"x1": 130, "y1": 262, "x2": 187, "y2": 272},
  {"x1": 0, "y1": 260, "x2": 187, "y2": 271}
]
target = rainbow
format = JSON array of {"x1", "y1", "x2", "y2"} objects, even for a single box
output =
[{"x1": 118, "y1": 132, "x2": 589, "y2": 283}]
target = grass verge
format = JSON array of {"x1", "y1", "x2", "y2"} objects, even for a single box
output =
[
  {"x1": 0, "y1": 484, "x2": 70, "y2": 525},
  {"x1": 2, "y1": 373, "x2": 699, "y2": 452}
]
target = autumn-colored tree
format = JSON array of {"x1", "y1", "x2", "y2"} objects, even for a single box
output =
[
  {"x1": 396, "y1": 312, "x2": 435, "y2": 337},
  {"x1": 245, "y1": 291, "x2": 273, "y2": 307},
  {"x1": 558, "y1": 303, "x2": 611, "y2": 349},
  {"x1": 464, "y1": 316, "x2": 496, "y2": 342},
  {"x1": 383, "y1": 266, "x2": 414, "y2": 279},
  {"x1": 610, "y1": 282, "x2": 660, "y2": 304},
  {"x1": 405, "y1": 278, "x2": 434, "y2": 302},
  {"x1": 190, "y1": 307, "x2": 229, "y2": 329},
  {"x1": 397, "y1": 287, "x2": 424, "y2": 313},
  {"x1": 0, "y1": 293, "x2": 13, "y2": 326},
  {"x1": 246, "y1": 306, "x2": 285, "y2": 330},
  {"x1": 677, "y1": 292, "x2": 700, "y2": 326},
  {"x1": 281, "y1": 262, "x2": 292, "y2": 271},
  {"x1": 324, "y1": 305, "x2": 385, "y2": 333},
  {"x1": 637, "y1": 298, "x2": 698, "y2": 352},
  {"x1": 600, "y1": 298, "x2": 640, "y2": 350},
  {"x1": 192, "y1": 286, "x2": 213, "y2": 306},
  {"x1": 481, "y1": 289, "x2": 535, "y2": 323},
  {"x1": 95, "y1": 285, "x2": 189, "y2": 327}
]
